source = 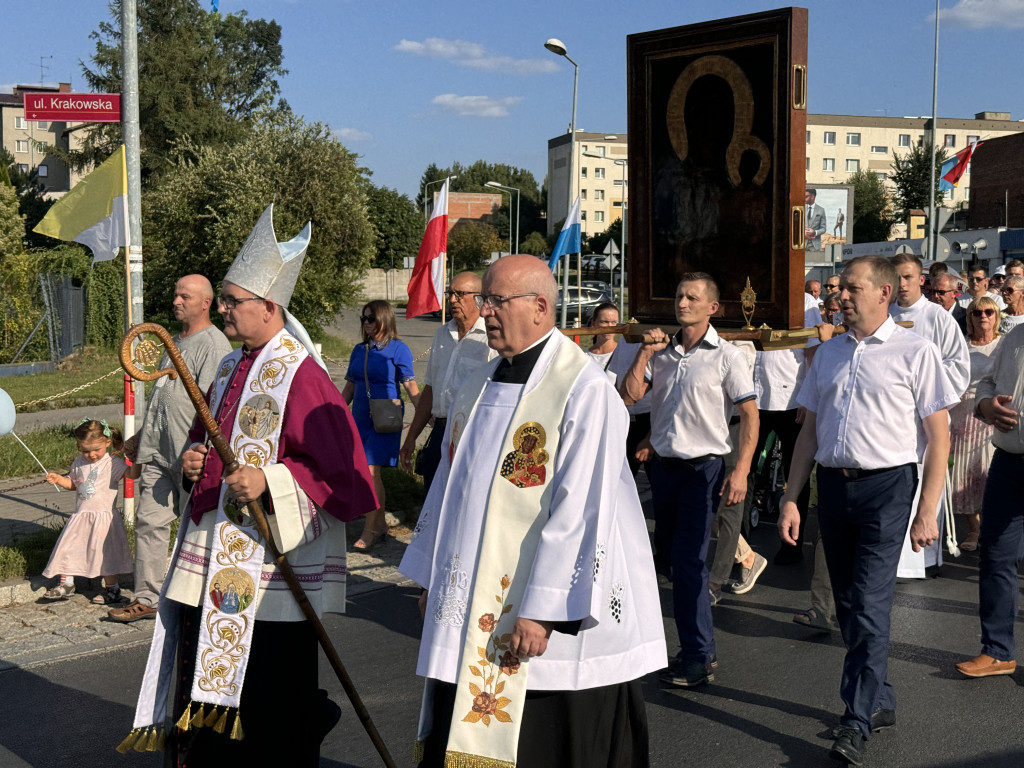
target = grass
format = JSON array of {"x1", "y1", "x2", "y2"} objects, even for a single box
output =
[
  {"x1": 2, "y1": 347, "x2": 124, "y2": 413},
  {"x1": 0, "y1": 423, "x2": 104, "y2": 479}
]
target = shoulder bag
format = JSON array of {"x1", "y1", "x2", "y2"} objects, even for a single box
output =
[{"x1": 364, "y1": 343, "x2": 404, "y2": 433}]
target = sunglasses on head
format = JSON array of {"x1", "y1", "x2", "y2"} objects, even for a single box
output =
[
  {"x1": 971, "y1": 308, "x2": 996, "y2": 317},
  {"x1": 360, "y1": 315, "x2": 376, "y2": 324}
]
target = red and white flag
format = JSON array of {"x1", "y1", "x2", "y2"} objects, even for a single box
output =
[{"x1": 407, "y1": 179, "x2": 449, "y2": 318}]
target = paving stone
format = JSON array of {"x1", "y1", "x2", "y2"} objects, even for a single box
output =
[
  {"x1": 52, "y1": 626, "x2": 100, "y2": 644},
  {"x1": 4, "y1": 632, "x2": 70, "y2": 657}
]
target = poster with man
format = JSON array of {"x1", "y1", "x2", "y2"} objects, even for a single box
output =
[{"x1": 804, "y1": 184, "x2": 854, "y2": 254}]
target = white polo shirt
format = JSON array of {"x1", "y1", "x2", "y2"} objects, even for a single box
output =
[
  {"x1": 424, "y1": 317, "x2": 496, "y2": 418},
  {"x1": 798, "y1": 316, "x2": 959, "y2": 470},
  {"x1": 645, "y1": 324, "x2": 755, "y2": 459},
  {"x1": 754, "y1": 293, "x2": 823, "y2": 411}
]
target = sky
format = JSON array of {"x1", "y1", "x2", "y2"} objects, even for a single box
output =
[{"x1": 2, "y1": 0, "x2": 1023, "y2": 199}]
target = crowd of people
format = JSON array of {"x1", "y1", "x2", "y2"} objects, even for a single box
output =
[{"x1": 31, "y1": 214, "x2": 1024, "y2": 767}]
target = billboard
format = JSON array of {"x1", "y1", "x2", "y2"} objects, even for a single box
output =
[{"x1": 804, "y1": 183, "x2": 854, "y2": 255}]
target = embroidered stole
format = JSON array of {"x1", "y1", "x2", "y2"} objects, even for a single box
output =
[
  {"x1": 119, "y1": 330, "x2": 306, "y2": 752},
  {"x1": 439, "y1": 336, "x2": 589, "y2": 768}
]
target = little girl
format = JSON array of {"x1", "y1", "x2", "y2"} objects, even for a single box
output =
[{"x1": 41, "y1": 418, "x2": 141, "y2": 605}]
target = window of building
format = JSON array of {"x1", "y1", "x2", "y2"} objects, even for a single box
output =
[
  {"x1": 846, "y1": 159, "x2": 860, "y2": 172},
  {"x1": 875, "y1": 172, "x2": 888, "y2": 180},
  {"x1": 37, "y1": 121, "x2": 47, "y2": 129},
  {"x1": 580, "y1": 210, "x2": 587, "y2": 221},
  {"x1": 593, "y1": 146, "x2": 606, "y2": 157},
  {"x1": 594, "y1": 189, "x2": 605, "y2": 201},
  {"x1": 823, "y1": 131, "x2": 836, "y2": 145},
  {"x1": 898, "y1": 134, "x2": 911, "y2": 147},
  {"x1": 594, "y1": 167, "x2": 605, "y2": 179},
  {"x1": 613, "y1": 179, "x2": 625, "y2": 186},
  {"x1": 806, "y1": 130, "x2": 811, "y2": 144},
  {"x1": 15, "y1": 116, "x2": 27, "y2": 129},
  {"x1": 581, "y1": 145, "x2": 588, "y2": 153},
  {"x1": 580, "y1": 167, "x2": 588, "y2": 179},
  {"x1": 594, "y1": 211, "x2": 605, "y2": 223},
  {"x1": 37, "y1": 164, "x2": 48, "y2": 177},
  {"x1": 966, "y1": 134, "x2": 980, "y2": 145},
  {"x1": 806, "y1": 157, "x2": 810, "y2": 171},
  {"x1": 16, "y1": 164, "x2": 28, "y2": 174},
  {"x1": 870, "y1": 145, "x2": 888, "y2": 154},
  {"x1": 580, "y1": 189, "x2": 587, "y2": 200},
  {"x1": 846, "y1": 132, "x2": 861, "y2": 146},
  {"x1": 612, "y1": 200, "x2": 623, "y2": 208},
  {"x1": 944, "y1": 134, "x2": 956, "y2": 147},
  {"x1": 15, "y1": 140, "x2": 28, "y2": 153},
  {"x1": 822, "y1": 158, "x2": 835, "y2": 172}
]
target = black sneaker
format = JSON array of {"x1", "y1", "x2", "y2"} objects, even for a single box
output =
[
  {"x1": 660, "y1": 656, "x2": 713, "y2": 688},
  {"x1": 870, "y1": 707, "x2": 896, "y2": 733},
  {"x1": 830, "y1": 725, "x2": 866, "y2": 766}
]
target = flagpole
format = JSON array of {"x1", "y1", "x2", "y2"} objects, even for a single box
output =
[{"x1": 927, "y1": 0, "x2": 940, "y2": 264}]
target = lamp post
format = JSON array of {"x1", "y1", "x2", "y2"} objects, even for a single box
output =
[
  {"x1": 486, "y1": 181, "x2": 520, "y2": 256},
  {"x1": 545, "y1": 37, "x2": 578, "y2": 329},
  {"x1": 423, "y1": 175, "x2": 457, "y2": 223}
]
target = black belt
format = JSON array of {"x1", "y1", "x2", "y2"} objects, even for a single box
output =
[
  {"x1": 657, "y1": 453, "x2": 721, "y2": 468},
  {"x1": 433, "y1": 417, "x2": 447, "y2": 427},
  {"x1": 823, "y1": 465, "x2": 902, "y2": 480}
]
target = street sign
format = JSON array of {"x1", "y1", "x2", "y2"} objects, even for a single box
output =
[{"x1": 23, "y1": 92, "x2": 121, "y2": 122}]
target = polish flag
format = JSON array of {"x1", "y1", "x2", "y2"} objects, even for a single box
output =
[{"x1": 407, "y1": 179, "x2": 449, "y2": 318}]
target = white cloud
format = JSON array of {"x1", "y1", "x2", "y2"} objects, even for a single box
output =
[
  {"x1": 333, "y1": 126, "x2": 372, "y2": 142},
  {"x1": 396, "y1": 38, "x2": 559, "y2": 75},
  {"x1": 939, "y1": 0, "x2": 1024, "y2": 28},
  {"x1": 432, "y1": 94, "x2": 523, "y2": 118}
]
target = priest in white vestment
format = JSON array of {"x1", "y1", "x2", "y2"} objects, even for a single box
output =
[
  {"x1": 400, "y1": 255, "x2": 666, "y2": 768},
  {"x1": 889, "y1": 254, "x2": 970, "y2": 578}
]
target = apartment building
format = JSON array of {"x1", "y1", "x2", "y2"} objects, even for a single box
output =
[
  {"x1": 0, "y1": 83, "x2": 85, "y2": 197},
  {"x1": 547, "y1": 111, "x2": 1023, "y2": 237}
]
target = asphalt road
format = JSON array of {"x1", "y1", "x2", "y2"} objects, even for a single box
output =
[{"x1": 3, "y1": 519, "x2": 1023, "y2": 768}]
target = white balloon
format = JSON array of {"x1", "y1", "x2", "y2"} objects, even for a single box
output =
[{"x1": 0, "y1": 388, "x2": 14, "y2": 436}]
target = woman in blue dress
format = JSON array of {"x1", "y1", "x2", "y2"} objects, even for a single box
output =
[{"x1": 342, "y1": 300, "x2": 420, "y2": 550}]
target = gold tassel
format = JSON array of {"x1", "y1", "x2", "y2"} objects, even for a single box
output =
[
  {"x1": 413, "y1": 740, "x2": 425, "y2": 764},
  {"x1": 176, "y1": 702, "x2": 193, "y2": 732},
  {"x1": 115, "y1": 729, "x2": 140, "y2": 754},
  {"x1": 144, "y1": 728, "x2": 160, "y2": 751},
  {"x1": 229, "y1": 711, "x2": 244, "y2": 741},
  {"x1": 190, "y1": 703, "x2": 206, "y2": 729},
  {"x1": 213, "y1": 708, "x2": 230, "y2": 734},
  {"x1": 133, "y1": 728, "x2": 152, "y2": 753},
  {"x1": 154, "y1": 728, "x2": 167, "y2": 750},
  {"x1": 444, "y1": 750, "x2": 516, "y2": 768},
  {"x1": 204, "y1": 706, "x2": 221, "y2": 728}
]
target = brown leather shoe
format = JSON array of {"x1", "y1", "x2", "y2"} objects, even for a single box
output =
[
  {"x1": 107, "y1": 599, "x2": 158, "y2": 623},
  {"x1": 956, "y1": 654, "x2": 1016, "y2": 678}
]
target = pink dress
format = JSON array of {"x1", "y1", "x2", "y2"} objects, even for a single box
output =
[
  {"x1": 949, "y1": 337, "x2": 1002, "y2": 516},
  {"x1": 42, "y1": 453, "x2": 134, "y2": 578}
]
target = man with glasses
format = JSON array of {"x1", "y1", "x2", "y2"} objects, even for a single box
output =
[
  {"x1": 400, "y1": 272, "x2": 495, "y2": 493},
  {"x1": 401, "y1": 255, "x2": 664, "y2": 768},
  {"x1": 825, "y1": 274, "x2": 841, "y2": 294},
  {"x1": 999, "y1": 275, "x2": 1024, "y2": 334},
  {"x1": 622, "y1": 272, "x2": 758, "y2": 688},
  {"x1": 109, "y1": 275, "x2": 231, "y2": 624},
  {"x1": 959, "y1": 267, "x2": 1006, "y2": 311},
  {"x1": 929, "y1": 273, "x2": 967, "y2": 334}
]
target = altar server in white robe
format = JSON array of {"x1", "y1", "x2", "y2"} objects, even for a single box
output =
[
  {"x1": 889, "y1": 254, "x2": 970, "y2": 578},
  {"x1": 400, "y1": 255, "x2": 666, "y2": 768}
]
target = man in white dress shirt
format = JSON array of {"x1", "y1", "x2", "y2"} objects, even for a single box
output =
[
  {"x1": 779, "y1": 255, "x2": 958, "y2": 765},
  {"x1": 400, "y1": 255, "x2": 665, "y2": 768},
  {"x1": 400, "y1": 272, "x2": 496, "y2": 492},
  {"x1": 622, "y1": 272, "x2": 758, "y2": 688},
  {"x1": 889, "y1": 253, "x2": 970, "y2": 578},
  {"x1": 959, "y1": 266, "x2": 1005, "y2": 311}
]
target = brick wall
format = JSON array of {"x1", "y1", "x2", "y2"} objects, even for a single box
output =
[{"x1": 969, "y1": 133, "x2": 1024, "y2": 229}]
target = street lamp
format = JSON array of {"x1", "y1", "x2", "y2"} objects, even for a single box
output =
[
  {"x1": 423, "y1": 175, "x2": 457, "y2": 223},
  {"x1": 545, "y1": 37, "x2": 578, "y2": 328},
  {"x1": 485, "y1": 181, "x2": 520, "y2": 256}
]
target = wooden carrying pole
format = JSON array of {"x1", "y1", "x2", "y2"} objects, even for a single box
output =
[{"x1": 120, "y1": 323, "x2": 397, "y2": 768}]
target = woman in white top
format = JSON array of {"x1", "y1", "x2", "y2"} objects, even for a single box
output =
[{"x1": 950, "y1": 295, "x2": 1003, "y2": 550}]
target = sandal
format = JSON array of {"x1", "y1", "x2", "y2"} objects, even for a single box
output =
[
  {"x1": 792, "y1": 607, "x2": 836, "y2": 632},
  {"x1": 960, "y1": 531, "x2": 980, "y2": 552},
  {"x1": 353, "y1": 528, "x2": 387, "y2": 552},
  {"x1": 42, "y1": 583, "x2": 75, "y2": 601},
  {"x1": 92, "y1": 586, "x2": 124, "y2": 605}
]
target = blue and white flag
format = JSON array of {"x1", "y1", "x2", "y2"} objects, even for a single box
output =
[{"x1": 548, "y1": 195, "x2": 582, "y2": 271}]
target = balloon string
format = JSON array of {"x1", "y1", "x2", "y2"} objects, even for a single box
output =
[{"x1": 9, "y1": 431, "x2": 61, "y2": 492}]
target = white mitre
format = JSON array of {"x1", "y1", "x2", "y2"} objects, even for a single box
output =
[{"x1": 224, "y1": 203, "x2": 326, "y2": 371}]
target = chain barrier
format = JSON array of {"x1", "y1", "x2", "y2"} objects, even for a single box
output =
[
  {"x1": 0, "y1": 478, "x2": 47, "y2": 493},
  {"x1": 13, "y1": 367, "x2": 123, "y2": 410}
]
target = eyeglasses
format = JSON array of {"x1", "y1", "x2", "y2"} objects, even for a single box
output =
[
  {"x1": 971, "y1": 308, "x2": 996, "y2": 317},
  {"x1": 473, "y1": 293, "x2": 539, "y2": 309},
  {"x1": 968, "y1": 276, "x2": 987, "y2": 283},
  {"x1": 445, "y1": 290, "x2": 479, "y2": 301},
  {"x1": 932, "y1": 289, "x2": 955, "y2": 296},
  {"x1": 1002, "y1": 288, "x2": 1019, "y2": 295},
  {"x1": 360, "y1": 315, "x2": 377, "y2": 324},
  {"x1": 217, "y1": 294, "x2": 262, "y2": 310}
]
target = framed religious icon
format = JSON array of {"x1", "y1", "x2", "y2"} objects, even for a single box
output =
[{"x1": 627, "y1": 7, "x2": 809, "y2": 328}]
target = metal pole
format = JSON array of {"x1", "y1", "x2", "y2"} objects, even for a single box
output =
[
  {"x1": 561, "y1": 57, "x2": 578, "y2": 329},
  {"x1": 927, "y1": 0, "x2": 940, "y2": 264},
  {"x1": 618, "y1": 160, "x2": 627, "y2": 318}
]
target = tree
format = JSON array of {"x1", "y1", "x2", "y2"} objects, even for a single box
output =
[
  {"x1": 365, "y1": 186, "x2": 423, "y2": 270},
  {"x1": 519, "y1": 231, "x2": 548, "y2": 257},
  {"x1": 890, "y1": 139, "x2": 948, "y2": 225},
  {"x1": 0, "y1": 178, "x2": 25, "y2": 257},
  {"x1": 142, "y1": 113, "x2": 375, "y2": 336},
  {"x1": 447, "y1": 221, "x2": 501, "y2": 272},
  {"x1": 1, "y1": 148, "x2": 55, "y2": 249},
  {"x1": 846, "y1": 170, "x2": 897, "y2": 243},
  {"x1": 587, "y1": 218, "x2": 623, "y2": 257},
  {"x1": 77, "y1": 0, "x2": 287, "y2": 182}
]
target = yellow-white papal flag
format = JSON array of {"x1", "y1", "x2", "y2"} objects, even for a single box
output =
[{"x1": 34, "y1": 145, "x2": 128, "y2": 264}]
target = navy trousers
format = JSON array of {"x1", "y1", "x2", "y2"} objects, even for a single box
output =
[
  {"x1": 650, "y1": 454, "x2": 724, "y2": 665},
  {"x1": 417, "y1": 417, "x2": 446, "y2": 495},
  {"x1": 979, "y1": 448, "x2": 1024, "y2": 661},
  {"x1": 817, "y1": 464, "x2": 916, "y2": 738}
]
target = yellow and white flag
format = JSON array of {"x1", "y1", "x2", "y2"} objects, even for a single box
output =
[{"x1": 34, "y1": 145, "x2": 127, "y2": 263}]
